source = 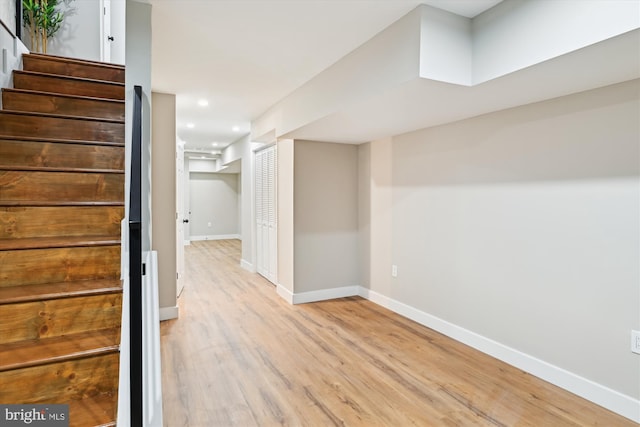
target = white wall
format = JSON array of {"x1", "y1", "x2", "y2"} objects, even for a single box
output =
[
  {"x1": 189, "y1": 158, "x2": 218, "y2": 173},
  {"x1": 360, "y1": 80, "x2": 640, "y2": 411},
  {"x1": 46, "y1": 0, "x2": 101, "y2": 61},
  {"x1": 122, "y1": 2, "x2": 154, "y2": 425},
  {"x1": 0, "y1": 0, "x2": 15, "y2": 35},
  {"x1": 293, "y1": 140, "x2": 359, "y2": 294},
  {"x1": 419, "y1": 5, "x2": 471, "y2": 85},
  {"x1": 472, "y1": 0, "x2": 640, "y2": 83},
  {"x1": 252, "y1": 6, "x2": 421, "y2": 140},
  {"x1": 125, "y1": 0, "x2": 151, "y2": 251},
  {"x1": 221, "y1": 135, "x2": 264, "y2": 270},
  {"x1": 0, "y1": 11, "x2": 28, "y2": 93},
  {"x1": 189, "y1": 172, "x2": 239, "y2": 239},
  {"x1": 109, "y1": 0, "x2": 126, "y2": 65}
]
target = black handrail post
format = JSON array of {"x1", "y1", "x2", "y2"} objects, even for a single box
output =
[
  {"x1": 129, "y1": 85, "x2": 143, "y2": 427},
  {"x1": 15, "y1": 0, "x2": 22, "y2": 39}
]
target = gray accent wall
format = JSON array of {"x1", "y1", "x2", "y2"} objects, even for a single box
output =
[
  {"x1": 359, "y1": 80, "x2": 640, "y2": 399},
  {"x1": 151, "y1": 92, "x2": 177, "y2": 313},
  {"x1": 189, "y1": 172, "x2": 239, "y2": 238},
  {"x1": 294, "y1": 140, "x2": 359, "y2": 293}
]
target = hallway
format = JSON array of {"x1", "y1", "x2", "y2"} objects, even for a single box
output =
[{"x1": 160, "y1": 240, "x2": 633, "y2": 426}]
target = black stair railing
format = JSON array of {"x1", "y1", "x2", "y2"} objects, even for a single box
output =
[
  {"x1": 15, "y1": 0, "x2": 21, "y2": 39},
  {"x1": 129, "y1": 85, "x2": 143, "y2": 426}
]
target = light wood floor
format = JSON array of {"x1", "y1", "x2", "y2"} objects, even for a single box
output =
[{"x1": 161, "y1": 240, "x2": 634, "y2": 426}]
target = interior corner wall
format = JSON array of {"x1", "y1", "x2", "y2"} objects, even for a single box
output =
[
  {"x1": 151, "y1": 92, "x2": 177, "y2": 312},
  {"x1": 358, "y1": 137, "x2": 393, "y2": 295},
  {"x1": 188, "y1": 172, "x2": 239, "y2": 238},
  {"x1": 364, "y1": 80, "x2": 639, "y2": 400},
  {"x1": 219, "y1": 135, "x2": 264, "y2": 270},
  {"x1": 293, "y1": 140, "x2": 359, "y2": 293}
]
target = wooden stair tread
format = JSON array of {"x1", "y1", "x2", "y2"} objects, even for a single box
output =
[
  {"x1": 0, "y1": 165, "x2": 124, "y2": 173},
  {"x1": 0, "y1": 279, "x2": 122, "y2": 305},
  {"x1": 0, "y1": 109, "x2": 124, "y2": 124},
  {"x1": 0, "y1": 328, "x2": 120, "y2": 372},
  {"x1": 0, "y1": 135, "x2": 124, "y2": 147},
  {"x1": 25, "y1": 53, "x2": 125, "y2": 70},
  {"x1": 0, "y1": 236, "x2": 121, "y2": 251},
  {"x1": 14, "y1": 70, "x2": 125, "y2": 88},
  {"x1": 0, "y1": 200, "x2": 125, "y2": 207},
  {"x1": 2, "y1": 88, "x2": 125, "y2": 104}
]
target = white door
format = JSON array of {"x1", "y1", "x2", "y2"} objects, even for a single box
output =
[
  {"x1": 176, "y1": 145, "x2": 185, "y2": 297},
  {"x1": 255, "y1": 145, "x2": 277, "y2": 284},
  {"x1": 184, "y1": 157, "x2": 191, "y2": 245},
  {"x1": 101, "y1": 0, "x2": 112, "y2": 62}
]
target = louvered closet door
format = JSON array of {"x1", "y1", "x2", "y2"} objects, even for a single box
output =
[{"x1": 255, "y1": 145, "x2": 277, "y2": 283}]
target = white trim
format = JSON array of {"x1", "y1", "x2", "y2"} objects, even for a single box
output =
[
  {"x1": 276, "y1": 284, "x2": 294, "y2": 304},
  {"x1": 253, "y1": 141, "x2": 277, "y2": 153},
  {"x1": 159, "y1": 306, "x2": 179, "y2": 321},
  {"x1": 240, "y1": 259, "x2": 255, "y2": 272},
  {"x1": 190, "y1": 234, "x2": 240, "y2": 241},
  {"x1": 290, "y1": 286, "x2": 360, "y2": 305},
  {"x1": 184, "y1": 240, "x2": 191, "y2": 246},
  {"x1": 358, "y1": 287, "x2": 640, "y2": 423}
]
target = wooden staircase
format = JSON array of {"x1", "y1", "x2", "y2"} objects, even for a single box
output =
[{"x1": 0, "y1": 53, "x2": 125, "y2": 426}]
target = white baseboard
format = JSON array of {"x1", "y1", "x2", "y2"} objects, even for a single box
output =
[
  {"x1": 190, "y1": 234, "x2": 240, "y2": 241},
  {"x1": 358, "y1": 287, "x2": 640, "y2": 423},
  {"x1": 291, "y1": 286, "x2": 360, "y2": 305},
  {"x1": 184, "y1": 240, "x2": 191, "y2": 246},
  {"x1": 240, "y1": 259, "x2": 255, "y2": 272},
  {"x1": 276, "y1": 284, "x2": 294, "y2": 304},
  {"x1": 159, "y1": 305, "x2": 179, "y2": 321}
]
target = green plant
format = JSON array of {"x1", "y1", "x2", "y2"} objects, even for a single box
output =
[{"x1": 22, "y1": 0, "x2": 68, "y2": 53}]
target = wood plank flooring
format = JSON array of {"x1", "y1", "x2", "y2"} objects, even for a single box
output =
[{"x1": 160, "y1": 240, "x2": 635, "y2": 426}]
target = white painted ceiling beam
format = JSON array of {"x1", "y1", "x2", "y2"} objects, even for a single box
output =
[{"x1": 252, "y1": 0, "x2": 640, "y2": 144}]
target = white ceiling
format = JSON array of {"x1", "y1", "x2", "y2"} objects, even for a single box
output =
[{"x1": 150, "y1": 0, "x2": 503, "y2": 152}]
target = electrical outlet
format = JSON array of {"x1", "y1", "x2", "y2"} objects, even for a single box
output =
[
  {"x1": 207, "y1": 222, "x2": 212, "y2": 227},
  {"x1": 391, "y1": 265, "x2": 398, "y2": 278},
  {"x1": 632, "y1": 330, "x2": 640, "y2": 355}
]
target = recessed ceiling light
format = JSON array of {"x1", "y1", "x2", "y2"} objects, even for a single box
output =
[
  {"x1": 197, "y1": 99, "x2": 209, "y2": 107},
  {"x1": 232, "y1": 126, "x2": 240, "y2": 132},
  {"x1": 186, "y1": 123, "x2": 195, "y2": 129},
  {"x1": 212, "y1": 142, "x2": 218, "y2": 147}
]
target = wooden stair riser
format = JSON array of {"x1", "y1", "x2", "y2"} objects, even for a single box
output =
[
  {"x1": 23, "y1": 54, "x2": 125, "y2": 83},
  {"x1": 0, "y1": 112, "x2": 124, "y2": 143},
  {"x1": 0, "y1": 294, "x2": 122, "y2": 344},
  {"x1": 0, "y1": 171, "x2": 124, "y2": 202},
  {"x1": 68, "y1": 394, "x2": 118, "y2": 427},
  {"x1": 0, "y1": 140, "x2": 124, "y2": 171},
  {"x1": 0, "y1": 245, "x2": 121, "y2": 287},
  {"x1": 0, "y1": 352, "x2": 119, "y2": 404},
  {"x1": 13, "y1": 72, "x2": 124, "y2": 100},
  {"x1": 0, "y1": 206, "x2": 124, "y2": 239},
  {"x1": 2, "y1": 89, "x2": 125, "y2": 121}
]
